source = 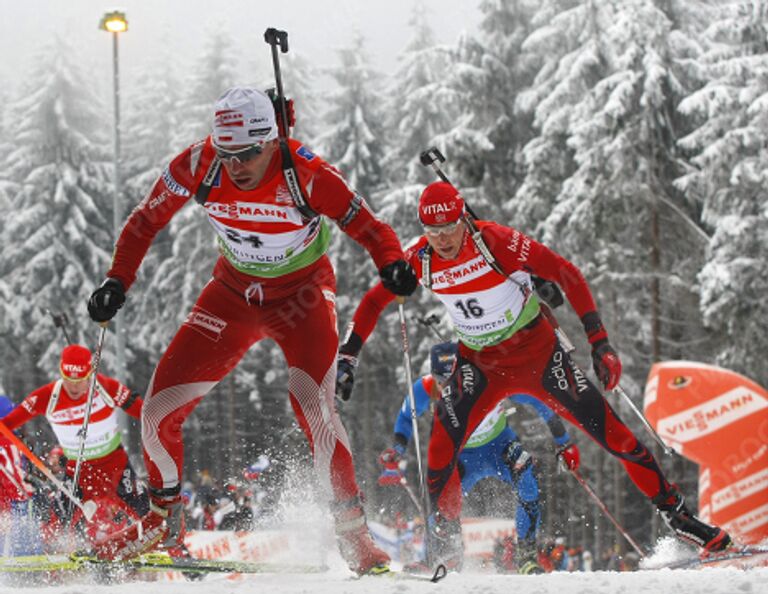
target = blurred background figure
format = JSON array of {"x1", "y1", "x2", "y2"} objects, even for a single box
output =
[{"x1": 0, "y1": 395, "x2": 41, "y2": 556}]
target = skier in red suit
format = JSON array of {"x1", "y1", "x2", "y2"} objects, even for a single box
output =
[
  {"x1": 336, "y1": 181, "x2": 730, "y2": 569},
  {"x1": 0, "y1": 345, "x2": 148, "y2": 533},
  {"x1": 87, "y1": 86, "x2": 417, "y2": 574}
]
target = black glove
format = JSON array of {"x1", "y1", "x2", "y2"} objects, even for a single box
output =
[
  {"x1": 88, "y1": 278, "x2": 126, "y2": 322},
  {"x1": 379, "y1": 259, "x2": 418, "y2": 296},
  {"x1": 335, "y1": 354, "x2": 357, "y2": 401}
]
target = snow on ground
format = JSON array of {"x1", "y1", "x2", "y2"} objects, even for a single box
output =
[
  {"x1": 4, "y1": 538, "x2": 767, "y2": 594},
  {"x1": 3, "y1": 499, "x2": 766, "y2": 594},
  {"x1": 3, "y1": 565, "x2": 767, "y2": 594}
]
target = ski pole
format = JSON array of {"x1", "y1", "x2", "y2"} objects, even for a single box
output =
[
  {"x1": 396, "y1": 297, "x2": 431, "y2": 522},
  {"x1": 398, "y1": 473, "x2": 425, "y2": 518},
  {"x1": 567, "y1": 466, "x2": 646, "y2": 558},
  {"x1": 69, "y1": 323, "x2": 108, "y2": 521},
  {"x1": 613, "y1": 384, "x2": 675, "y2": 455},
  {"x1": 46, "y1": 309, "x2": 73, "y2": 345},
  {"x1": 0, "y1": 422, "x2": 97, "y2": 521},
  {"x1": 397, "y1": 299, "x2": 446, "y2": 580},
  {"x1": 417, "y1": 314, "x2": 446, "y2": 342}
]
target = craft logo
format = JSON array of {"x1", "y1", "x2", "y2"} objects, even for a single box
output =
[{"x1": 148, "y1": 189, "x2": 171, "y2": 210}]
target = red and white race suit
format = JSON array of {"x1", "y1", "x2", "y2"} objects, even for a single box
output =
[
  {"x1": 0, "y1": 437, "x2": 31, "y2": 512},
  {"x1": 347, "y1": 222, "x2": 673, "y2": 519},
  {"x1": 2, "y1": 376, "x2": 142, "y2": 503},
  {"x1": 106, "y1": 137, "x2": 403, "y2": 503}
]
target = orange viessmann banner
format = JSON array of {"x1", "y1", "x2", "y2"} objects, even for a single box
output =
[{"x1": 643, "y1": 361, "x2": 768, "y2": 544}]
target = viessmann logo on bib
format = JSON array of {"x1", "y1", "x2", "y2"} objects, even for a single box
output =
[
  {"x1": 205, "y1": 202, "x2": 301, "y2": 224},
  {"x1": 431, "y1": 256, "x2": 490, "y2": 289}
]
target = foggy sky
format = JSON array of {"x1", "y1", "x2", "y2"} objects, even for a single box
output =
[{"x1": 0, "y1": 0, "x2": 480, "y2": 96}]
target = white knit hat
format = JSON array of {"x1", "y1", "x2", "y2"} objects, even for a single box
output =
[{"x1": 212, "y1": 87, "x2": 278, "y2": 147}]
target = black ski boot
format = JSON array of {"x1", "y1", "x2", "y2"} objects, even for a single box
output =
[{"x1": 654, "y1": 489, "x2": 731, "y2": 552}]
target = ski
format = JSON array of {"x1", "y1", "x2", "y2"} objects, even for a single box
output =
[
  {"x1": 398, "y1": 563, "x2": 448, "y2": 583},
  {"x1": 0, "y1": 551, "x2": 328, "y2": 574},
  {"x1": 657, "y1": 545, "x2": 768, "y2": 570},
  {"x1": 366, "y1": 563, "x2": 448, "y2": 583}
]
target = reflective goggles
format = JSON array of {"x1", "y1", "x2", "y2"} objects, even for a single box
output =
[
  {"x1": 422, "y1": 219, "x2": 463, "y2": 237},
  {"x1": 60, "y1": 370, "x2": 92, "y2": 383},
  {"x1": 214, "y1": 142, "x2": 266, "y2": 165}
]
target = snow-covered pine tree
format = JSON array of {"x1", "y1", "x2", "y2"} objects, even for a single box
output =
[
  {"x1": 280, "y1": 52, "x2": 322, "y2": 145},
  {"x1": 511, "y1": 0, "x2": 716, "y2": 550},
  {"x1": 315, "y1": 31, "x2": 410, "y2": 494},
  {"x1": 0, "y1": 36, "x2": 112, "y2": 399},
  {"x1": 382, "y1": 0, "x2": 457, "y2": 186},
  {"x1": 474, "y1": 0, "x2": 541, "y2": 219},
  {"x1": 170, "y1": 29, "x2": 242, "y2": 150},
  {"x1": 676, "y1": 0, "x2": 768, "y2": 387},
  {"x1": 116, "y1": 53, "x2": 184, "y2": 388},
  {"x1": 316, "y1": 31, "x2": 386, "y2": 199},
  {"x1": 430, "y1": 31, "x2": 495, "y2": 204}
]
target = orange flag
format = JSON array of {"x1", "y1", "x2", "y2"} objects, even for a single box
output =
[{"x1": 644, "y1": 361, "x2": 768, "y2": 544}]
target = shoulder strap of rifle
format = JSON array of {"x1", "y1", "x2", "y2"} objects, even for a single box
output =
[
  {"x1": 192, "y1": 140, "x2": 319, "y2": 224},
  {"x1": 278, "y1": 139, "x2": 319, "y2": 222},
  {"x1": 194, "y1": 155, "x2": 221, "y2": 206}
]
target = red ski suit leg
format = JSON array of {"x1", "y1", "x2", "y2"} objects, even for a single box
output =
[
  {"x1": 427, "y1": 318, "x2": 671, "y2": 520},
  {"x1": 141, "y1": 258, "x2": 359, "y2": 502}
]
